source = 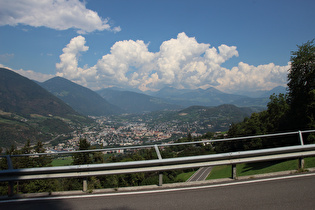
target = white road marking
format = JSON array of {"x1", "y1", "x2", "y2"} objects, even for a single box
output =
[
  {"x1": 1, "y1": 172, "x2": 315, "y2": 203},
  {"x1": 198, "y1": 167, "x2": 212, "y2": 180},
  {"x1": 186, "y1": 168, "x2": 203, "y2": 182},
  {"x1": 187, "y1": 166, "x2": 212, "y2": 182}
]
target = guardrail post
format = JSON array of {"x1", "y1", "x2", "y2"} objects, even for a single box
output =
[
  {"x1": 159, "y1": 173, "x2": 163, "y2": 186},
  {"x1": 83, "y1": 178, "x2": 88, "y2": 192},
  {"x1": 232, "y1": 164, "x2": 237, "y2": 179},
  {"x1": 154, "y1": 145, "x2": 164, "y2": 186},
  {"x1": 298, "y1": 131, "x2": 305, "y2": 171},
  {"x1": 298, "y1": 131, "x2": 304, "y2": 145},
  {"x1": 6, "y1": 155, "x2": 14, "y2": 197},
  {"x1": 298, "y1": 158, "x2": 305, "y2": 171},
  {"x1": 154, "y1": 145, "x2": 162, "y2": 160}
]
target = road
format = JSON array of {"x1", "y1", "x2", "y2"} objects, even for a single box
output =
[
  {"x1": 1, "y1": 173, "x2": 315, "y2": 210},
  {"x1": 187, "y1": 167, "x2": 213, "y2": 181}
]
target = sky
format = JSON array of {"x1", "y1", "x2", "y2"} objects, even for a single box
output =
[{"x1": 0, "y1": 0, "x2": 314, "y2": 95}]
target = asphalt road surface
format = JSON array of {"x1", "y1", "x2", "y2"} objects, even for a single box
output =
[
  {"x1": 187, "y1": 167, "x2": 213, "y2": 181},
  {"x1": 1, "y1": 173, "x2": 315, "y2": 210}
]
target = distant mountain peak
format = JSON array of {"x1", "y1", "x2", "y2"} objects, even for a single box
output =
[
  {"x1": 41, "y1": 77, "x2": 122, "y2": 116},
  {"x1": 97, "y1": 88, "x2": 181, "y2": 113},
  {"x1": 0, "y1": 67, "x2": 79, "y2": 117}
]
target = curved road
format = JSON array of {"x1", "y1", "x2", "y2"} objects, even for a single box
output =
[
  {"x1": 187, "y1": 167, "x2": 212, "y2": 181},
  {"x1": 1, "y1": 173, "x2": 315, "y2": 210}
]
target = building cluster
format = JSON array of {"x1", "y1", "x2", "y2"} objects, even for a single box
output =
[{"x1": 50, "y1": 116, "x2": 203, "y2": 152}]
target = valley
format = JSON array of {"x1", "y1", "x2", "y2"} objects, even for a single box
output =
[
  {"x1": 47, "y1": 104, "x2": 260, "y2": 152},
  {"x1": 0, "y1": 67, "x2": 283, "y2": 150}
]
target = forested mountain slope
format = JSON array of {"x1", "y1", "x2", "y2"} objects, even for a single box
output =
[{"x1": 41, "y1": 77, "x2": 122, "y2": 116}]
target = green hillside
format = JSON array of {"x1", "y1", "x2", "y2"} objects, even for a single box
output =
[
  {"x1": 0, "y1": 68, "x2": 78, "y2": 117},
  {"x1": 0, "y1": 68, "x2": 92, "y2": 148},
  {"x1": 131, "y1": 104, "x2": 262, "y2": 133}
]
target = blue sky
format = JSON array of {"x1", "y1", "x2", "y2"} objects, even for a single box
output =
[{"x1": 0, "y1": 0, "x2": 314, "y2": 94}]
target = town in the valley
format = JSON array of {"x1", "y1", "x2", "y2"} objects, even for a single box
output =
[{"x1": 48, "y1": 115, "x2": 226, "y2": 153}]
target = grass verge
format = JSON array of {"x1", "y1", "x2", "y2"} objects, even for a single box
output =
[
  {"x1": 207, "y1": 156, "x2": 315, "y2": 180},
  {"x1": 175, "y1": 170, "x2": 196, "y2": 182}
]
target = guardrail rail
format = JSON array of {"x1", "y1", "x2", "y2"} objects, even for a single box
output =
[{"x1": 0, "y1": 130, "x2": 314, "y2": 196}]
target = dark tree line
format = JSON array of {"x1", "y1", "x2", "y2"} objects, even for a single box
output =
[
  {"x1": 0, "y1": 137, "x2": 207, "y2": 195},
  {"x1": 215, "y1": 40, "x2": 315, "y2": 153},
  {"x1": 287, "y1": 40, "x2": 315, "y2": 131}
]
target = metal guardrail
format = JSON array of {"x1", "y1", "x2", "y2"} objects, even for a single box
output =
[
  {"x1": 0, "y1": 130, "x2": 314, "y2": 195},
  {"x1": 2, "y1": 130, "x2": 314, "y2": 158},
  {"x1": 1, "y1": 144, "x2": 315, "y2": 181}
]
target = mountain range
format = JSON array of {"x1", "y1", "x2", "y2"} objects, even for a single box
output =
[
  {"x1": 1, "y1": 67, "x2": 287, "y2": 117},
  {"x1": 40, "y1": 77, "x2": 122, "y2": 116},
  {"x1": 96, "y1": 86, "x2": 287, "y2": 113},
  {"x1": 40, "y1": 76, "x2": 286, "y2": 115},
  {"x1": 0, "y1": 67, "x2": 287, "y2": 148},
  {"x1": 150, "y1": 86, "x2": 251, "y2": 107},
  {"x1": 96, "y1": 88, "x2": 181, "y2": 113},
  {"x1": 0, "y1": 68, "x2": 78, "y2": 117},
  {"x1": 0, "y1": 68, "x2": 91, "y2": 148}
]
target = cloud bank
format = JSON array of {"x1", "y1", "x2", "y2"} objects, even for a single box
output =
[
  {"x1": 0, "y1": 0, "x2": 121, "y2": 34},
  {"x1": 0, "y1": 64, "x2": 54, "y2": 82},
  {"x1": 55, "y1": 32, "x2": 289, "y2": 93}
]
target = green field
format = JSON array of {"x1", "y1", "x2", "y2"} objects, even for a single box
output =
[
  {"x1": 51, "y1": 156, "x2": 73, "y2": 166},
  {"x1": 207, "y1": 157, "x2": 315, "y2": 180},
  {"x1": 175, "y1": 170, "x2": 196, "y2": 182}
]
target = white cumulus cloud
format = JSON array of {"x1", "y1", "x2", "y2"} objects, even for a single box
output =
[
  {"x1": 96, "y1": 39, "x2": 156, "y2": 87},
  {"x1": 0, "y1": 0, "x2": 121, "y2": 34},
  {"x1": 217, "y1": 62, "x2": 290, "y2": 93},
  {"x1": 0, "y1": 64, "x2": 55, "y2": 82},
  {"x1": 56, "y1": 35, "x2": 98, "y2": 87},
  {"x1": 55, "y1": 32, "x2": 289, "y2": 93}
]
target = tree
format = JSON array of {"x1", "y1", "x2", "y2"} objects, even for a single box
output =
[
  {"x1": 187, "y1": 133, "x2": 192, "y2": 141},
  {"x1": 72, "y1": 139, "x2": 92, "y2": 165},
  {"x1": 265, "y1": 93, "x2": 289, "y2": 132},
  {"x1": 223, "y1": 40, "x2": 315, "y2": 150},
  {"x1": 287, "y1": 40, "x2": 315, "y2": 130},
  {"x1": 92, "y1": 151, "x2": 104, "y2": 164},
  {"x1": 19, "y1": 139, "x2": 34, "y2": 168},
  {"x1": 34, "y1": 141, "x2": 52, "y2": 167}
]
